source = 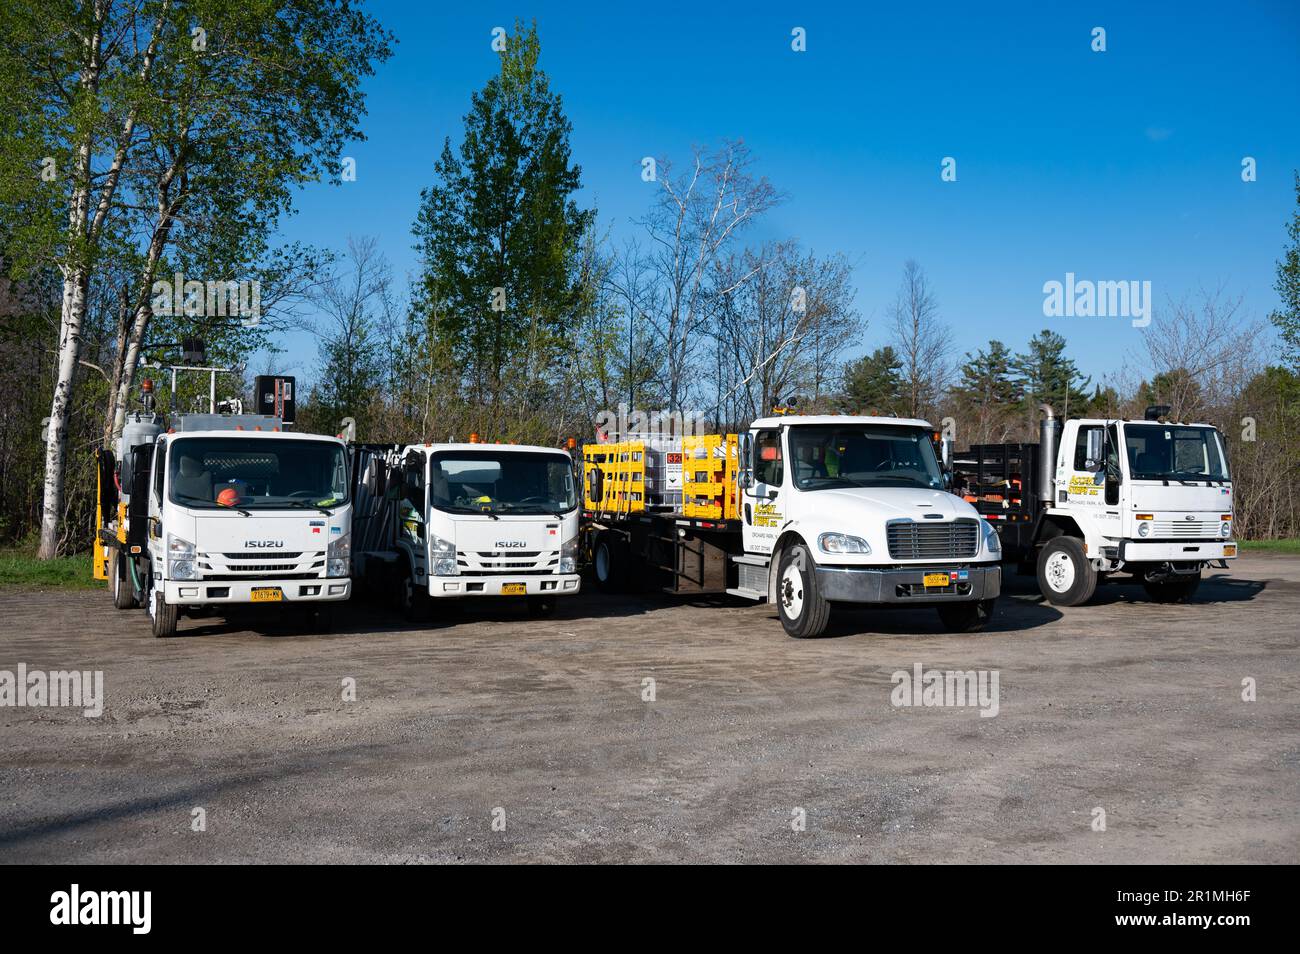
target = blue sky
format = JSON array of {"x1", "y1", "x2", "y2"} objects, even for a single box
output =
[{"x1": 270, "y1": 0, "x2": 1300, "y2": 389}]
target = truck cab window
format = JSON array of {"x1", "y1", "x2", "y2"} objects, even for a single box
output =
[{"x1": 755, "y1": 430, "x2": 783, "y2": 486}]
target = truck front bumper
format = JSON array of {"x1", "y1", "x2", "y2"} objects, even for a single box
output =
[
  {"x1": 427, "y1": 574, "x2": 581, "y2": 597},
  {"x1": 814, "y1": 564, "x2": 1001, "y2": 604},
  {"x1": 165, "y1": 578, "x2": 351, "y2": 605},
  {"x1": 1118, "y1": 540, "x2": 1237, "y2": 562}
]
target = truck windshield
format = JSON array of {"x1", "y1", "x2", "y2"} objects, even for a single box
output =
[
  {"x1": 428, "y1": 451, "x2": 577, "y2": 515},
  {"x1": 168, "y1": 438, "x2": 348, "y2": 510},
  {"x1": 1123, "y1": 423, "x2": 1230, "y2": 482},
  {"x1": 788, "y1": 425, "x2": 944, "y2": 491}
]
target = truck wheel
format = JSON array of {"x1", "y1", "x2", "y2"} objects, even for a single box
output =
[
  {"x1": 527, "y1": 596, "x2": 556, "y2": 617},
  {"x1": 1036, "y1": 537, "x2": 1097, "y2": 606},
  {"x1": 937, "y1": 598, "x2": 996, "y2": 633},
  {"x1": 151, "y1": 587, "x2": 179, "y2": 638},
  {"x1": 592, "y1": 533, "x2": 627, "y2": 593},
  {"x1": 1143, "y1": 574, "x2": 1201, "y2": 604},
  {"x1": 777, "y1": 543, "x2": 831, "y2": 638},
  {"x1": 110, "y1": 551, "x2": 137, "y2": 610},
  {"x1": 399, "y1": 562, "x2": 431, "y2": 622}
]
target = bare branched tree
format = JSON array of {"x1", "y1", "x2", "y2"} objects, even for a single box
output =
[{"x1": 888, "y1": 260, "x2": 952, "y2": 419}]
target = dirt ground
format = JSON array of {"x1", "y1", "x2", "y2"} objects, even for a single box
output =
[{"x1": 1, "y1": 552, "x2": 1297, "y2": 864}]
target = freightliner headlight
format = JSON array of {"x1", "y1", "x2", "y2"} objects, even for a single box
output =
[
  {"x1": 981, "y1": 520, "x2": 1001, "y2": 554},
  {"x1": 818, "y1": 532, "x2": 871, "y2": 554},
  {"x1": 430, "y1": 533, "x2": 457, "y2": 577},
  {"x1": 560, "y1": 534, "x2": 577, "y2": 574},
  {"x1": 167, "y1": 533, "x2": 197, "y2": 580},
  {"x1": 327, "y1": 530, "x2": 351, "y2": 578}
]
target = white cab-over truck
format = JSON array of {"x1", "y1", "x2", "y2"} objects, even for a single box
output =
[
  {"x1": 952, "y1": 405, "x2": 1237, "y2": 605},
  {"x1": 350, "y1": 442, "x2": 581, "y2": 619},
  {"x1": 95, "y1": 384, "x2": 353, "y2": 637},
  {"x1": 583, "y1": 415, "x2": 1004, "y2": 638}
]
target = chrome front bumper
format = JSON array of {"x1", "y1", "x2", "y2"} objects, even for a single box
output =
[{"x1": 814, "y1": 564, "x2": 1001, "y2": 604}]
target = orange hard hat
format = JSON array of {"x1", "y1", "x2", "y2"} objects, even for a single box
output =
[{"x1": 216, "y1": 487, "x2": 241, "y2": 507}]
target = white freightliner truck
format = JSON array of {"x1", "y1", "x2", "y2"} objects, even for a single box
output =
[
  {"x1": 952, "y1": 405, "x2": 1237, "y2": 605},
  {"x1": 583, "y1": 415, "x2": 1004, "y2": 638},
  {"x1": 349, "y1": 441, "x2": 581, "y2": 619},
  {"x1": 95, "y1": 378, "x2": 353, "y2": 637}
]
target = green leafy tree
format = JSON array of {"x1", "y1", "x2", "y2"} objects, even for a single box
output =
[
  {"x1": 1271, "y1": 172, "x2": 1300, "y2": 372},
  {"x1": 0, "y1": 0, "x2": 393, "y2": 557},
  {"x1": 412, "y1": 20, "x2": 595, "y2": 431}
]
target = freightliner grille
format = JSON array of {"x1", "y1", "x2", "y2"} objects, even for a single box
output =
[{"x1": 886, "y1": 519, "x2": 979, "y2": 561}]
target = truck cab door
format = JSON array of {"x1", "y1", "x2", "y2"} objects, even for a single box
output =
[
  {"x1": 1062, "y1": 422, "x2": 1122, "y2": 539},
  {"x1": 741, "y1": 427, "x2": 785, "y2": 555}
]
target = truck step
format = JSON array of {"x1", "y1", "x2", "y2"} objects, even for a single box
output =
[{"x1": 726, "y1": 586, "x2": 766, "y2": 601}]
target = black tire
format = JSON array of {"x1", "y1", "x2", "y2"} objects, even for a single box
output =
[
  {"x1": 1142, "y1": 574, "x2": 1201, "y2": 604},
  {"x1": 299, "y1": 607, "x2": 333, "y2": 632},
  {"x1": 1036, "y1": 537, "x2": 1097, "y2": 606},
  {"x1": 937, "y1": 598, "x2": 996, "y2": 633},
  {"x1": 527, "y1": 596, "x2": 556, "y2": 617},
  {"x1": 592, "y1": 533, "x2": 628, "y2": 593},
  {"x1": 110, "y1": 550, "x2": 137, "y2": 610},
  {"x1": 399, "y1": 561, "x2": 431, "y2": 622},
  {"x1": 776, "y1": 543, "x2": 831, "y2": 638},
  {"x1": 151, "y1": 587, "x2": 178, "y2": 638}
]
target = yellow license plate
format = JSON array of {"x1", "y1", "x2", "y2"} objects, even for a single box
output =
[
  {"x1": 251, "y1": 587, "x2": 283, "y2": 602},
  {"x1": 501, "y1": 583, "x2": 527, "y2": 596},
  {"x1": 923, "y1": 573, "x2": 952, "y2": 588}
]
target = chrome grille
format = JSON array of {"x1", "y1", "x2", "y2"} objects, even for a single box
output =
[
  {"x1": 1151, "y1": 520, "x2": 1217, "y2": 537},
  {"x1": 886, "y1": 519, "x2": 979, "y2": 560}
]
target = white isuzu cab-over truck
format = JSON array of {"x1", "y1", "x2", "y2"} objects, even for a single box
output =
[
  {"x1": 96, "y1": 383, "x2": 353, "y2": 637},
  {"x1": 583, "y1": 415, "x2": 1004, "y2": 638},
  {"x1": 350, "y1": 441, "x2": 581, "y2": 619}
]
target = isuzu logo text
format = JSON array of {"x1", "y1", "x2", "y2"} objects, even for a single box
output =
[
  {"x1": 245, "y1": 540, "x2": 284, "y2": 548},
  {"x1": 494, "y1": 541, "x2": 527, "y2": 549}
]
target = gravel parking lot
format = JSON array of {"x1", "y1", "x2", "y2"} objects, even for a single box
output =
[{"x1": 2, "y1": 552, "x2": 1297, "y2": 864}]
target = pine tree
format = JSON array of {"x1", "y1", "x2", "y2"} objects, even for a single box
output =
[
  {"x1": 842, "y1": 347, "x2": 905, "y2": 415},
  {"x1": 411, "y1": 21, "x2": 594, "y2": 428},
  {"x1": 1012, "y1": 329, "x2": 1091, "y2": 416}
]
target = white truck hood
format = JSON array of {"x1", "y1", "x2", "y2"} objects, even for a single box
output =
[
  {"x1": 190, "y1": 512, "x2": 343, "y2": 552},
  {"x1": 437, "y1": 513, "x2": 566, "y2": 552},
  {"x1": 808, "y1": 486, "x2": 977, "y2": 521}
]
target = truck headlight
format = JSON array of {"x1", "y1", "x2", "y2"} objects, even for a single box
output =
[
  {"x1": 1137, "y1": 522, "x2": 1151, "y2": 538},
  {"x1": 818, "y1": 532, "x2": 870, "y2": 554},
  {"x1": 981, "y1": 520, "x2": 1001, "y2": 554},
  {"x1": 431, "y1": 534, "x2": 457, "y2": 576},
  {"x1": 560, "y1": 534, "x2": 577, "y2": 574},
  {"x1": 327, "y1": 530, "x2": 351, "y2": 578},
  {"x1": 167, "y1": 534, "x2": 197, "y2": 580},
  {"x1": 1220, "y1": 522, "x2": 1231, "y2": 538}
]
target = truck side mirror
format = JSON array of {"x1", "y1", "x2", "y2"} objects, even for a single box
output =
[{"x1": 737, "y1": 433, "x2": 754, "y2": 489}]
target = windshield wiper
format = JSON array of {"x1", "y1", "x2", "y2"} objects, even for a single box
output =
[
  {"x1": 174, "y1": 493, "x2": 250, "y2": 516},
  {"x1": 282, "y1": 499, "x2": 335, "y2": 516}
]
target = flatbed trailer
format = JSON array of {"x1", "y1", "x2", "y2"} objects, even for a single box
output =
[
  {"x1": 950, "y1": 440, "x2": 1046, "y2": 569},
  {"x1": 581, "y1": 508, "x2": 744, "y2": 595}
]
